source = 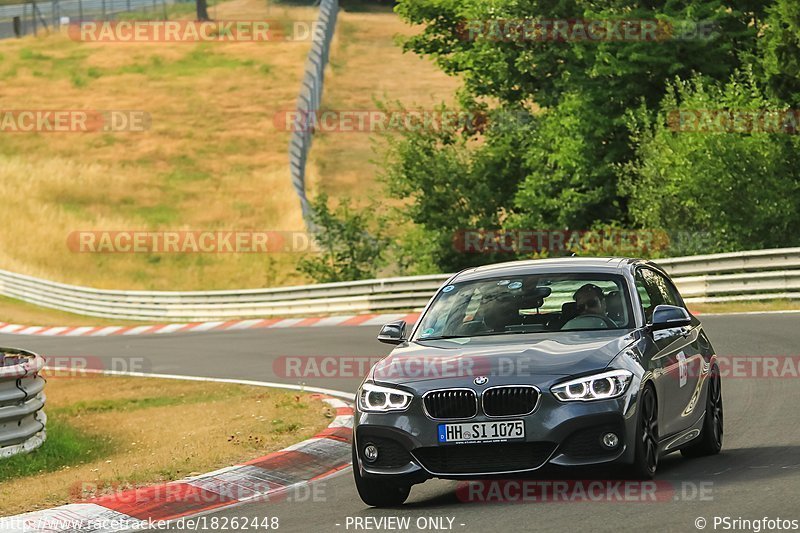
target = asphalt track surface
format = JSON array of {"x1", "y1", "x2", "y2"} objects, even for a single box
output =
[{"x1": 3, "y1": 313, "x2": 800, "y2": 532}]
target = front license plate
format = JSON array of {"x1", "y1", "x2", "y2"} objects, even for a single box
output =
[{"x1": 437, "y1": 420, "x2": 525, "y2": 444}]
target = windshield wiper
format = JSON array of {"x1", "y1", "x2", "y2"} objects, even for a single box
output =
[
  {"x1": 417, "y1": 335, "x2": 472, "y2": 341},
  {"x1": 421, "y1": 330, "x2": 534, "y2": 341},
  {"x1": 470, "y1": 330, "x2": 535, "y2": 337}
]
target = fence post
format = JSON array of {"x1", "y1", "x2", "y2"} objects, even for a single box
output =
[{"x1": 32, "y1": 0, "x2": 37, "y2": 34}]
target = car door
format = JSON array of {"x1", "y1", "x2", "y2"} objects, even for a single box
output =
[{"x1": 636, "y1": 267, "x2": 703, "y2": 438}]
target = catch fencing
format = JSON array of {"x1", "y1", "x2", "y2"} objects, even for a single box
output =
[
  {"x1": 287, "y1": 0, "x2": 338, "y2": 230},
  {"x1": 0, "y1": 0, "x2": 184, "y2": 40}
]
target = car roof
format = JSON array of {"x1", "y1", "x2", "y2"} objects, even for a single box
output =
[{"x1": 451, "y1": 257, "x2": 646, "y2": 283}]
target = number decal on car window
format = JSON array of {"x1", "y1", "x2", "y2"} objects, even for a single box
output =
[{"x1": 677, "y1": 351, "x2": 687, "y2": 387}]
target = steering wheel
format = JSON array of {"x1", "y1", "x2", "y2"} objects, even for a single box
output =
[
  {"x1": 580, "y1": 314, "x2": 618, "y2": 328},
  {"x1": 563, "y1": 314, "x2": 617, "y2": 330},
  {"x1": 454, "y1": 320, "x2": 491, "y2": 336}
]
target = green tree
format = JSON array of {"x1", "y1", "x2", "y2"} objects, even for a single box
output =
[
  {"x1": 759, "y1": 0, "x2": 800, "y2": 105},
  {"x1": 381, "y1": 105, "x2": 535, "y2": 272},
  {"x1": 297, "y1": 194, "x2": 389, "y2": 283},
  {"x1": 621, "y1": 71, "x2": 800, "y2": 254},
  {"x1": 386, "y1": 0, "x2": 767, "y2": 269}
]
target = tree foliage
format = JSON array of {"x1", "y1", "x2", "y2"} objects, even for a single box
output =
[
  {"x1": 312, "y1": 0, "x2": 800, "y2": 277},
  {"x1": 759, "y1": 0, "x2": 800, "y2": 106},
  {"x1": 297, "y1": 194, "x2": 389, "y2": 283},
  {"x1": 381, "y1": 106, "x2": 534, "y2": 272},
  {"x1": 622, "y1": 71, "x2": 800, "y2": 254},
  {"x1": 382, "y1": 0, "x2": 786, "y2": 271}
]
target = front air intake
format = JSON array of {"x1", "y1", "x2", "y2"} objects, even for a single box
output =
[{"x1": 423, "y1": 389, "x2": 477, "y2": 419}]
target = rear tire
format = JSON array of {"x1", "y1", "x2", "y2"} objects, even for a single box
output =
[
  {"x1": 352, "y1": 444, "x2": 411, "y2": 507},
  {"x1": 629, "y1": 384, "x2": 659, "y2": 479},
  {"x1": 681, "y1": 368, "x2": 723, "y2": 457}
]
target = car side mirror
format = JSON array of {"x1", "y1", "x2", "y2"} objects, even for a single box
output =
[
  {"x1": 377, "y1": 320, "x2": 407, "y2": 345},
  {"x1": 650, "y1": 305, "x2": 692, "y2": 331}
]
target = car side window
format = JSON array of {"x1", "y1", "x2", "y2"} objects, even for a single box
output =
[
  {"x1": 635, "y1": 274, "x2": 651, "y2": 309},
  {"x1": 642, "y1": 268, "x2": 681, "y2": 307},
  {"x1": 635, "y1": 269, "x2": 666, "y2": 322}
]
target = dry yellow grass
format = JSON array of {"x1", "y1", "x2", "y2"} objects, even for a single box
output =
[
  {"x1": 0, "y1": 375, "x2": 332, "y2": 515},
  {"x1": 0, "y1": 0, "x2": 457, "y2": 294},
  {"x1": 0, "y1": 0, "x2": 313, "y2": 290}
]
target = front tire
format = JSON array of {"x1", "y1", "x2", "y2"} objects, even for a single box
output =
[
  {"x1": 352, "y1": 444, "x2": 410, "y2": 507},
  {"x1": 629, "y1": 384, "x2": 659, "y2": 479},
  {"x1": 681, "y1": 368, "x2": 723, "y2": 457}
]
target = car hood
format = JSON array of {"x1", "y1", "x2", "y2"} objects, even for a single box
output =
[{"x1": 371, "y1": 330, "x2": 638, "y2": 385}]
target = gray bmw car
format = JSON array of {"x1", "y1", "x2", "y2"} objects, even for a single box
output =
[{"x1": 352, "y1": 258, "x2": 723, "y2": 506}]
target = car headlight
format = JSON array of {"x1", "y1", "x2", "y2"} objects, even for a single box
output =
[
  {"x1": 358, "y1": 382, "x2": 414, "y2": 412},
  {"x1": 551, "y1": 370, "x2": 633, "y2": 402}
]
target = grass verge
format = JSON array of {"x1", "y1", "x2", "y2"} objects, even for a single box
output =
[
  {"x1": 0, "y1": 375, "x2": 333, "y2": 515},
  {"x1": 690, "y1": 299, "x2": 800, "y2": 314},
  {"x1": 0, "y1": 295, "x2": 147, "y2": 326}
]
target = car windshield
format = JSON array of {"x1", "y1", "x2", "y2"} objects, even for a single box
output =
[{"x1": 414, "y1": 273, "x2": 633, "y2": 340}]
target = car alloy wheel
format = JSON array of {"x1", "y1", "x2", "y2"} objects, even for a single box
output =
[
  {"x1": 630, "y1": 384, "x2": 659, "y2": 479},
  {"x1": 682, "y1": 367, "x2": 723, "y2": 457}
]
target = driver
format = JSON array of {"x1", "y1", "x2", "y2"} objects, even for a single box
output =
[
  {"x1": 561, "y1": 284, "x2": 610, "y2": 330},
  {"x1": 574, "y1": 284, "x2": 606, "y2": 317}
]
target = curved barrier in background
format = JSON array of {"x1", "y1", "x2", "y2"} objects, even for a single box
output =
[
  {"x1": 0, "y1": 248, "x2": 798, "y2": 322},
  {"x1": 0, "y1": 348, "x2": 46, "y2": 459},
  {"x1": 289, "y1": 0, "x2": 339, "y2": 229}
]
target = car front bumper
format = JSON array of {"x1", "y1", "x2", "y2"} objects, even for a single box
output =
[{"x1": 353, "y1": 380, "x2": 640, "y2": 483}]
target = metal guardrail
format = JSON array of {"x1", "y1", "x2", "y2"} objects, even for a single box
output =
[
  {"x1": 288, "y1": 0, "x2": 338, "y2": 230},
  {"x1": 0, "y1": 348, "x2": 46, "y2": 459},
  {"x1": 0, "y1": 248, "x2": 799, "y2": 322}
]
